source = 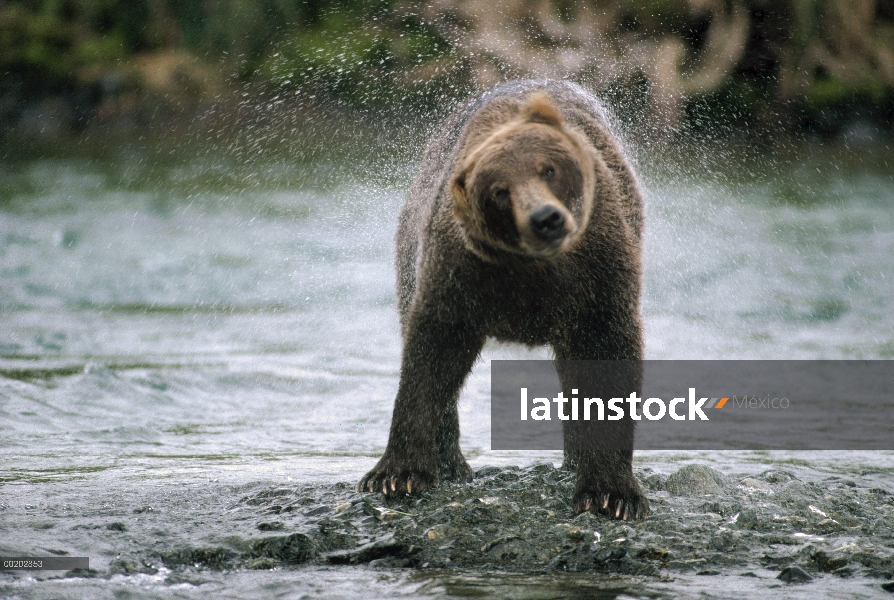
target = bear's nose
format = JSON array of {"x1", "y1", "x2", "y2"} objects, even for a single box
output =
[{"x1": 530, "y1": 205, "x2": 566, "y2": 241}]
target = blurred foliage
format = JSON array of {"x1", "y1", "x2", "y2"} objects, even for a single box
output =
[
  {"x1": 0, "y1": 1, "x2": 134, "y2": 86},
  {"x1": 259, "y1": 10, "x2": 465, "y2": 107},
  {"x1": 1, "y1": 0, "x2": 893, "y2": 136},
  {"x1": 0, "y1": 0, "x2": 383, "y2": 86}
]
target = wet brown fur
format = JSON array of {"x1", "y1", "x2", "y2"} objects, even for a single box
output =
[{"x1": 358, "y1": 81, "x2": 649, "y2": 520}]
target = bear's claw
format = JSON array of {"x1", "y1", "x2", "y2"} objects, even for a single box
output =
[
  {"x1": 357, "y1": 463, "x2": 438, "y2": 499},
  {"x1": 572, "y1": 488, "x2": 650, "y2": 521}
]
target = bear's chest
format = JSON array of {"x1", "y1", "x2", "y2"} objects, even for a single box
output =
[{"x1": 473, "y1": 267, "x2": 578, "y2": 344}]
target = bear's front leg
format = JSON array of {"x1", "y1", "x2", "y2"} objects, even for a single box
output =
[
  {"x1": 358, "y1": 313, "x2": 483, "y2": 498},
  {"x1": 436, "y1": 404, "x2": 475, "y2": 482},
  {"x1": 554, "y1": 326, "x2": 650, "y2": 520}
]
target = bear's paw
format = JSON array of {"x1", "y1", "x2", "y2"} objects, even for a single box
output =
[
  {"x1": 357, "y1": 453, "x2": 439, "y2": 498},
  {"x1": 572, "y1": 479, "x2": 650, "y2": 521}
]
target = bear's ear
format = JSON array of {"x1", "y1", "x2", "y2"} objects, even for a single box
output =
[
  {"x1": 522, "y1": 92, "x2": 563, "y2": 128},
  {"x1": 452, "y1": 170, "x2": 472, "y2": 221}
]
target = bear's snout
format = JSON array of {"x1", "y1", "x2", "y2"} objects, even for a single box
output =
[{"x1": 530, "y1": 205, "x2": 566, "y2": 242}]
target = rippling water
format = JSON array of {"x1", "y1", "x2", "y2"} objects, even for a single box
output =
[{"x1": 1, "y1": 140, "x2": 893, "y2": 597}]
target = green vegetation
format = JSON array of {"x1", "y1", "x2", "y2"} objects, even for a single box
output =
[
  {"x1": 0, "y1": 1, "x2": 130, "y2": 86},
  {"x1": 2, "y1": 0, "x2": 893, "y2": 137},
  {"x1": 260, "y1": 11, "x2": 460, "y2": 107}
]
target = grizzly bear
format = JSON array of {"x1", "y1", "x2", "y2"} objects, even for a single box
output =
[{"x1": 358, "y1": 80, "x2": 649, "y2": 520}]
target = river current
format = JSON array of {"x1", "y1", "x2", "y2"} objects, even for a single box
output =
[{"x1": 1, "y1": 138, "x2": 893, "y2": 598}]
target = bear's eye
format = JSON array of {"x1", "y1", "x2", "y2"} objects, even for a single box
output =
[
  {"x1": 493, "y1": 188, "x2": 511, "y2": 203},
  {"x1": 541, "y1": 166, "x2": 555, "y2": 180}
]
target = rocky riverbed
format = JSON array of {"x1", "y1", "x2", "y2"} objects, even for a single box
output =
[
  {"x1": 164, "y1": 463, "x2": 894, "y2": 580},
  {"x1": 4, "y1": 458, "x2": 893, "y2": 598}
]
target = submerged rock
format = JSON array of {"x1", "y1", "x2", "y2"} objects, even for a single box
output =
[
  {"x1": 160, "y1": 546, "x2": 238, "y2": 569},
  {"x1": 248, "y1": 533, "x2": 315, "y2": 564},
  {"x1": 665, "y1": 465, "x2": 725, "y2": 496},
  {"x1": 778, "y1": 565, "x2": 813, "y2": 583}
]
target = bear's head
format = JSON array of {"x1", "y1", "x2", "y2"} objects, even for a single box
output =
[{"x1": 451, "y1": 92, "x2": 596, "y2": 260}]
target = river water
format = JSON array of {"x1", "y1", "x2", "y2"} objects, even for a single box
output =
[{"x1": 1, "y1": 135, "x2": 893, "y2": 598}]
